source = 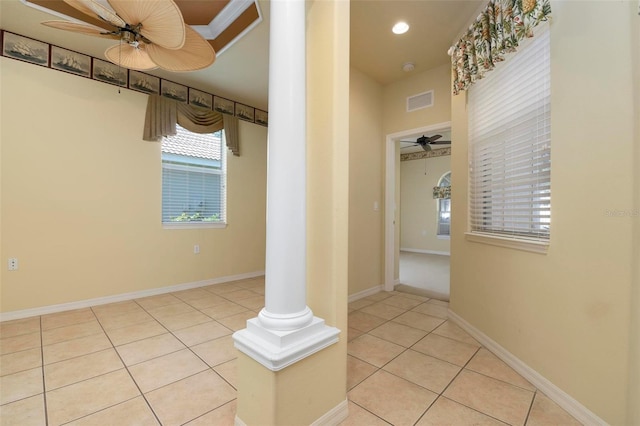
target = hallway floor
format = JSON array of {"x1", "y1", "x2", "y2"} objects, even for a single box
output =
[
  {"x1": 0, "y1": 278, "x2": 580, "y2": 425},
  {"x1": 399, "y1": 251, "x2": 450, "y2": 301}
]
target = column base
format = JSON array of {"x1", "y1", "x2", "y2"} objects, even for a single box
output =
[{"x1": 233, "y1": 316, "x2": 340, "y2": 371}]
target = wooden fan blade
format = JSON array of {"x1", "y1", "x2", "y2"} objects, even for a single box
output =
[
  {"x1": 108, "y1": 0, "x2": 185, "y2": 49},
  {"x1": 64, "y1": 0, "x2": 126, "y2": 28},
  {"x1": 105, "y1": 43, "x2": 158, "y2": 71},
  {"x1": 146, "y1": 26, "x2": 214, "y2": 71},
  {"x1": 42, "y1": 20, "x2": 120, "y2": 39}
]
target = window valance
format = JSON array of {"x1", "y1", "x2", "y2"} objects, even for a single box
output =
[
  {"x1": 143, "y1": 94, "x2": 240, "y2": 156},
  {"x1": 450, "y1": 0, "x2": 551, "y2": 95},
  {"x1": 433, "y1": 186, "x2": 451, "y2": 199}
]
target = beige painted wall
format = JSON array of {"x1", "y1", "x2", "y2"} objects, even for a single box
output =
[
  {"x1": 400, "y1": 155, "x2": 451, "y2": 253},
  {"x1": 382, "y1": 63, "x2": 452, "y2": 281},
  {"x1": 0, "y1": 58, "x2": 267, "y2": 313},
  {"x1": 450, "y1": 3, "x2": 636, "y2": 424},
  {"x1": 348, "y1": 67, "x2": 384, "y2": 296}
]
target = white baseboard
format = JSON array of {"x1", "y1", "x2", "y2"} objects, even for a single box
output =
[
  {"x1": 394, "y1": 278, "x2": 401, "y2": 286},
  {"x1": 400, "y1": 248, "x2": 450, "y2": 256},
  {"x1": 235, "y1": 399, "x2": 348, "y2": 426},
  {"x1": 348, "y1": 285, "x2": 384, "y2": 303},
  {"x1": 448, "y1": 309, "x2": 608, "y2": 426},
  {"x1": 0, "y1": 270, "x2": 265, "y2": 322}
]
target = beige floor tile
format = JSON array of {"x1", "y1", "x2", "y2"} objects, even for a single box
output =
[
  {"x1": 235, "y1": 295, "x2": 265, "y2": 310},
  {"x1": 173, "y1": 321, "x2": 232, "y2": 347},
  {"x1": 41, "y1": 309, "x2": 96, "y2": 331},
  {"x1": 97, "y1": 310, "x2": 155, "y2": 331},
  {"x1": 426, "y1": 299, "x2": 449, "y2": 307},
  {"x1": 172, "y1": 288, "x2": 215, "y2": 302},
  {"x1": 41, "y1": 320, "x2": 103, "y2": 346},
  {"x1": 348, "y1": 370, "x2": 437, "y2": 426},
  {"x1": 184, "y1": 400, "x2": 237, "y2": 426},
  {"x1": 369, "y1": 322, "x2": 428, "y2": 347},
  {"x1": 182, "y1": 294, "x2": 228, "y2": 310},
  {"x1": 157, "y1": 311, "x2": 213, "y2": 332},
  {"x1": 347, "y1": 355, "x2": 377, "y2": 390},
  {"x1": 116, "y1": 333, "x2": 185, "y2": 366},
  {"x1": 394, "y1": 292, "x2": 430, "y2": 302},
  {"x1": 201, "y1": 301, "x2": 249, "y2": 320},
  {"x1": 91, "y1": 301, "x2": 143, "y2": 318},
  {"x1": 347, "y1": 327, "x2": 365, "y2": 341},
  {"x1": 147, "y1": 302, "x2": 196, "y2": 320},
  {"x1": 0, "y1": 367, "x2": 43, "y2": 405},
  {"x1": 43, "y1": 332, "x2": 112, "y2": 365},
  {"x1": 526, "y1": 392, "x2": 581, "y2": 426},
  {"x1": 0, "y1": 394, "x2": 46, "y2": 426},
  {"x1": 1, "y1": 332, "x2": 41, "y2": 355},
  {"x1": 383, "y1": 350, "x2": 461, "y2": 394},
  {"x1": 0, "y1": 347, "x2": 42, "y2": 376},
  {"x1": 444, "y1": 370, "x2": 534, "y2": 425},
  {"x1": 104, "y1": 320, "x2": 166, "y2": 346},
  {"x1": 412, "y1": 333, "x2": 480, "y2": 366},
  {"x1": 360, "y1": 302, "x2": 406, "y2": 320},
  {"x1": 380, "y1": 295, "x2": 424, "y2": 310},
  {"x1": 416, "y1": 396, "x2": 507, "y2": 426},
  {"x1": 46, "y1": 369, "x2": 140, "y2": 425},
  {"x1": 128, "y1": 349, "x2": 208, "y2": 393},
  {"x1": 363, "y1": 292, "x2": 393, "y2": 302},
  {"x1": 145, "y1": 370, "x2": 236, "y2": 426},
  {"x1": 135, "y1": 293, "x2": 182, "y2": 310},
  {"x1": 214, "y1": 359, "x2": 237, "y2": 389},
  {"x1": 216, "y1": 311, "x2": 256, "y2": 331},
  {"x1": 467, "y1": 348, "x2": 535, "y2": 391},
  {"x1": 339, "y1": 401, "x2": 391, "y2": 426},
  {"x1": 412, "y1": 303, "x2": 449, "y2": 319},
  {"x1": 0, "y1": 317, "x2": 40, "y2": 339},
  {"x1": 433, "y1": 321, "x2": 481, "y2": 346},
  {"x1": 392, "y1": 311, "x2": 445, "y2": 333},
  {"x1": 348, "y1": 299, "x2": 376, "y2": 310},
  {"x1": 221, "y1": 289, "x2": 259, "y2": 302},
  {"x1": 191, "y1": 335, "x2": 238, "y2": 367},
  {"x1": 67, "y1": 396, "x2": 160, "y2": 426},
  {"x1": 347, "y1": 311, "x2": 387, "y2": 333},
  {"x1": 44, "y1": 348, "x2": 123, "y2": 390},
  {"x1": 347, "y1": 334, "x2": 405, "y2": 368},
  {"x1": 206, "y1": 283, "x2": 243, "y2": 295}
]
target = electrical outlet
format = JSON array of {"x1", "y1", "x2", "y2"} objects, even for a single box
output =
[
  {"x1": 8, "y1": 258, "x2": 18, "y2": 271},
  {"x1": 194, "y1": 245, "x2": 200, "y2": 254}
]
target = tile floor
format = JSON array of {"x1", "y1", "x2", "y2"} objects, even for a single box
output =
[{"x1": 0, "y1": 277, "x2": 581, "y2": 425}]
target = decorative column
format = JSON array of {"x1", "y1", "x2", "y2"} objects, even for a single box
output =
[{"x1": 232, "y1": 0, "x2": 339, "y2": 371}]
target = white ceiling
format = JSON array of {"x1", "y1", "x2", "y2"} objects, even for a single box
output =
[{"x1": 0, "y1": 0, "x2": 483, "y2": 112}]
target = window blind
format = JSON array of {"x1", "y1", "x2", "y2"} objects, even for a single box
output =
[{"x1": 468, "y1": 24, "x2": 551, "y2": 241}]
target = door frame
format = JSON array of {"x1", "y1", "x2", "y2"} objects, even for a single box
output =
[{"x1": 384, "y1": 121, "x2": 452, "y2": 291}]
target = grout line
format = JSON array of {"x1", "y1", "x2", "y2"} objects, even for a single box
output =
[
  {"x1": 39, "y1": 315, "x2": 50, "y2": 426},
  {"x1": 523, "y1": 390, "x2": 538, "y2": 425}
]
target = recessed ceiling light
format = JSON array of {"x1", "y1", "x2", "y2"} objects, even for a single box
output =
[
  {"x1": 392, "y1": 21, "x2": 409, "y2": 35},
  {"x1": 402, "y1": 62, "x2": 415, "y2": 72}
]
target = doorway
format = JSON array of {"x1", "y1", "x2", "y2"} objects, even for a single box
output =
[{"x1": 384, "y1": 121, "x2": 451, "y2": 299}]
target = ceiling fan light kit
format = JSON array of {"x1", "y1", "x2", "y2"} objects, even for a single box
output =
[{"x1": 41, "y1": 0, "x2": 216, "y2": 72}]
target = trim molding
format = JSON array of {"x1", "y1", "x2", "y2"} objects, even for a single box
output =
[
  {"x1": 448, "y1": 309, "x2": 608, "y2": 426},
  {"x1": 348, "y1": 285, "x2": 384, "y2": 303},
  {"x1": 465, "y1": 232, "x2": 549, "y2": 254},
  {"x1": 400, "y1": 147, "x2": 451, "y2": 162},
  {"x1": 400, "y1": 248, "x2": 451, "y2": 256},
  {"x1": 0, "y1": 270, "x2": 265, "y2": 322},
  {"x1": 310, "y1": 399, "x2": 349, "y2": 426}
]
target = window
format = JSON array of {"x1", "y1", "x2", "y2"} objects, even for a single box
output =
[
  {"x1": 437, "y1": 172, "x2": 451, "y2": 237},
  {"x1": 161, "y1": 125, "x2": 226, "y2": 226},
  {"x1": 468, "y1": 24, "x2": 550, "y2": 247}
]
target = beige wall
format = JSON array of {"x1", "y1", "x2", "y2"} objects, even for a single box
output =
[
  {"x1": 400, "y1": 155, "x2": 451, "y2": 254},
  {"x1": 0, "y1": 58, "x2": 267, "y2": 314},
  {"x1": 450, "y1": 3, "x2": 636, "y2": 424},
  {"x1": 348, "y1": 67, "x2": 384, "y2": 296}
]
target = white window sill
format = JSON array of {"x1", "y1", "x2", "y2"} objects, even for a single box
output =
[
  {"x1": 163, "y1": 222, "x2": 227, "y2": 230},
  {"x1": 437, "y1": 235, "x2": 451, "y2": 240},
  {"x1": 465, "y1": 232, "x2": 549, "y2": 254}
]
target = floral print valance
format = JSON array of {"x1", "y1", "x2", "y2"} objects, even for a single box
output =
[
  {"x1": 450, "y1": 0, "x2": 551, "y2": 95},
  {"x1": 433, "y1": 186, "x2": 451, "y2": 199}
]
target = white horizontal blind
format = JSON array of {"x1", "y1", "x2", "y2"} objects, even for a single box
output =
[
  {"x1": 161, "y1": 130, "x2": 226, "y2": 224},
  {"x1": 468, "y1": 24, "x2": 550, "y2": 241}
]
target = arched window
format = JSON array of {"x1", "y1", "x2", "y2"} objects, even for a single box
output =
[{"x1": 437, "y1": 172, "x2": 451, "y2": 237}]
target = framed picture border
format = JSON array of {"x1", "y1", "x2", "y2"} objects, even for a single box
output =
[
  {"x1": 161, "y1": 79, "x2": 188, "y2": 103},
  {"x1": 2, "y1": 31, "x2": 50, "y2": 67},
  {"x1": 92, "y1": 57, "x2": 128, "y2": 87},
  {"x1": 255, "y1": 109, "x2": 268, "y2": 127},
  {"x1": 188, "y1": 88, "x2": 213, "y2": 110},
  {"x1": 129, "y1": 70, "x2": 160, "y2": 95},
  {"x1": 236, "y1": 103, "x2": 255, "y2": 123},
  {"x1": 213, "y1": 96, "x2": 235, "y2": 115},
  {"x1": 51, "y1": 45, "x2": 91, "y2": 77}
]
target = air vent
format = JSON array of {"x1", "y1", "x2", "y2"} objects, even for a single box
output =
[{"x1": 406, "y1": 90, "x2": 434, "y2": 112}]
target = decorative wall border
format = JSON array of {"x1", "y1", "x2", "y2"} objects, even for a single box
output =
[
  {"x1": 401, "y1": 146, "x2": 451, "y2": 161},
  {"x1": 0, "y1": 29, "x2": 268, "y2": 127}
]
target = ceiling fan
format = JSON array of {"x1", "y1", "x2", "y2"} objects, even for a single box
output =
[
  {"x1": 401, "y1": 134, "x2": 452, "y2": 152},
  {"x1": 41, "y1": 0, "x2": 216, "y2": 72}
]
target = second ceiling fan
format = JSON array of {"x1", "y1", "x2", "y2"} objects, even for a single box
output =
[{"x1": 403, "y1": 134, "x2": 452, "y2": 152}]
